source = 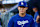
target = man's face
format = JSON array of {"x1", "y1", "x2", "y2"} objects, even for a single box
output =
[
  {"x1": 18, "y1": 6, "x2": 28, "y2": 14},
  {"x1": 33, "y1": 8, "x2": 37, "y2": 12}
]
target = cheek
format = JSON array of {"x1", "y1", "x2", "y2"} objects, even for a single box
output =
[
  {"x1": 18, "y1": 8, "x2": 21, "y2": 11},
  {"x1": 18, "y1": 7, "x2": 20, "y2": 10},
  {"x1": 33, "y1": 9, "x2": 35, "y2": 11},
  {"x1": 24, "y1": 9, "x2": 27, "y2": 11},
  {"x1": 23, "y1": 9, "x2": 26, "y2": 12},
  {"x1": 19, "y1": 7, "x2": 20, "y2": 9},
  {"x1": 18, "y1": 8, "x2": 20, "y2": 11},
  {"x1": 24, "y1": 8, "x2": 27, "y2": 10},
  {"x1": 33, "y1": 9, "x2": 34, "y2": 10}
]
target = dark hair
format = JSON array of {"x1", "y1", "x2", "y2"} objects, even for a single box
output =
[{"x1": 32, "y1": 6, "x2": 38, "y2": 10}]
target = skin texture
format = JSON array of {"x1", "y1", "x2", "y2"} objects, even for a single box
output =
[
  {"x1": 36, "y1": 15, "x2": 40, "y2": 23},
  {"x1": 33, "y1": 8, "x2": 38, "y2": 12},
  {"x1": 18, "y1": 6, "x2": 28, "y2": 17}
]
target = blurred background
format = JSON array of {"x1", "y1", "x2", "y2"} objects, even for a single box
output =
[{"x1": 0, "y1": 0, "x2": 40, "y2": 27}]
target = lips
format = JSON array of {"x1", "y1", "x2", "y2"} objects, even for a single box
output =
[{"x1": 21, "y1": 11, "x2": 23, "y2": 12}]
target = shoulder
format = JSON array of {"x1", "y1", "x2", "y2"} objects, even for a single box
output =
[
  {"x1": 27, "y1": 14, "x2": 33, "y2": 18},
  {"x1": 27, "y1": 14, "x2": 33, "y2": 19},
  {"x1": 9, "y1": 14, "x2": 18, "y2": 20},
  {"x1": 26, "y1": 14, "x2": 34, "y2": 21},
  {"x1": 11, "y1": 14, "x2": 18, "y2": 18}
]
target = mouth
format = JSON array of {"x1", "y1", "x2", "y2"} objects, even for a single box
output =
[{"x1": 21, "y1": 11, "x2": 23, "y2": 12}]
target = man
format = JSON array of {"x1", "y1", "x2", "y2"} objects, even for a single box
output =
[
  {"x1": 8, "y1": 1, "x2": 34, "y2": 27},
  {"x1": 32, "y1": 6, "x2": 40, "y2": 27}
]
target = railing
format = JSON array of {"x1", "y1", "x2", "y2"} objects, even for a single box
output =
[
  {"x1": 4, "y1": 4, "x2": 18, "y2": 15},
  {"x1": 2, "y1": 0, "x2": 23, "y2": 4}
]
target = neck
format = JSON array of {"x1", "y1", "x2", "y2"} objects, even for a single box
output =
[{"x1": 19, "y1": 12, "x2": 26, "y2": 17}]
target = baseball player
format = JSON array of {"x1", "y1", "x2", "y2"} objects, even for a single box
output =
[
  {"x1": 8, "y1": 1, "x2": 35, "y2": 27},
  {"x1": 32, "y1": 6, "x2": 40, "y2": 27}
]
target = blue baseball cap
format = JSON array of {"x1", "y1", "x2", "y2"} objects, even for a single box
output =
[
  {"x1": 18, "y1": 1, "x2": 28, "y2": 7},
  {"x1": 32, "y1": 6, "x2": 37, "y2": 8},
  {"x1": 32, "y1": 6, "x2": 38, "y2": 9}
]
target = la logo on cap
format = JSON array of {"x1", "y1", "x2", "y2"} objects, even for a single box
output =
[{"x1": 21, "y1": 2, "x2": 24, "y2": 5}]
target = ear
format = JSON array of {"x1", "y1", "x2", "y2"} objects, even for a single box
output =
[
  {"x1": 26, "y1": 7, "x2": 28, "y2": 10},
  {"x1": 18, "y1": 7, "x2": 19, "y2": 10},
  {"x1": 18, "y1": 7, "x2": 20, "y2": 10}
]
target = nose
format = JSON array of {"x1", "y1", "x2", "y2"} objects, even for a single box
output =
[{"x1": 21, "y1": 8, "x2": 23, "y2": 10}]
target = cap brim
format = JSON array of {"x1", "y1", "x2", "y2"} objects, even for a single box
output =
[{"x1": 18, "y1": 5, "x2": 28, "y2": 7}]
